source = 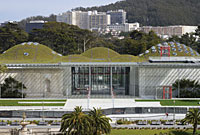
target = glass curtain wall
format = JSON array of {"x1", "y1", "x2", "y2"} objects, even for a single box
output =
[
  {"x1": 112, "y1": 67, "x2": 130, "y2": 95},
  {"x1": 72, "y1": 67, "x2": 89, "y2": 95},
  {"x1": 72, "y1": 67, "x2": 130, "y2": 96},
  {"x1": 91, "y1": 67, "x2": 110, "y2": 95}
]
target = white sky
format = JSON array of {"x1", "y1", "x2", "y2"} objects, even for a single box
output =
[{"x1": 0, "y1": 0, "x2": 119, "y2": 23}]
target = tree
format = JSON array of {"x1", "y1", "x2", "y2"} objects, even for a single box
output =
[
  {"x1": 89, "y1": 107, "x2": 112, "y2": 135},
  {"x1": 182, "y1": 108, "x2": 200, "y2": 135},
  {"x1": 168, "y1": 35, "x2": 180, "y2": 43},
  {"x1": 1, "y1": 76, "x2": 26, "y2": 98},
  {"x1": 79, "y1": 29, "x2": 95, "y2": 52},
  {"x1": 60, "y1": 107, "x2": 112, "y2": 135},
  {"x1": 130, "y1": 30, "x2": 144, "y2": 40},
  {"x1": 180, "y1": 33, "x2": 196, "y2": 46},
  {"x1": 29, "y1": 22, "x2": 95, "y2": 55},
  {"x1": 118, "y1": 30, "x2": 161, "y2": 56},
  {"x1": 120, "y1": 38, "x2": 138, "y2": 55},
  {"x1": 60, "y1": 106, "x2": 91, "y2": 135},
  {"x1": 167, "y1": 27, "x2": 200, "y2": 53},
  {"x1": 195, "y1": 26, "x2": 200, "y2": 36},
  {"x1": 0, "y1": 23, "x2": 28, "y2": 53},
  {"x1": 172, "y1": 79, "x2": 200, "y2": 98}
]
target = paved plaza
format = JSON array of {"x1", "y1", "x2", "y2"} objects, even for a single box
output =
[{"x1": 64, "y1": 98, "x2": 162, "y2": 110}]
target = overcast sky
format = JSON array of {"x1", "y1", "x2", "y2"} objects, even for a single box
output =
[{"x1": 0, "y1": 0, "x2": 119, "y2": 23}]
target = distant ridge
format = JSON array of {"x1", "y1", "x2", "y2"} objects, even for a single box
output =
[{"x1": 76, "y1": 0, "x2": 200, "y2": 26}]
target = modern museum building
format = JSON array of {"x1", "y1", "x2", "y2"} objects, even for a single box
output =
[{"x1": 1, "y1": 42, "x2": 200, "y2": 99}]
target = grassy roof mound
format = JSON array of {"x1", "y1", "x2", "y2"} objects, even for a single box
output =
[
  {"x1": 81, "y1": 47, "x2": 120, "y2": 60},
  {"x1": 0, "y1": 42, "x2": 62, "y2": 63},
  {"x1": 0, "y1": 42, "x2": 199, "y2": 64},
  {"x1": 62, "y1": 55, "x2": 95, "y2": 62},
  {"x1": 111, "y1": 55, "x2": 147, "y2": 62},
  {"x1": 139, "y1": 42, "x2": 199, "y2": 58}
]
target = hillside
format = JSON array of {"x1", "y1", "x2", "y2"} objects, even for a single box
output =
[{"x1": 78, "y1": 0, "x2": 200, "y2": 26}]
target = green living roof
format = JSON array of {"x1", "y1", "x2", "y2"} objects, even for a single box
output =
[
  {"x1": 0, "y1": 42, "x2": 62, "y2": 63},
  {"x1": 139, "y1": 42, "x2": 199, "y2": 58},
  {"x1": 0, "y1": 42, "x2": 199, "y2": 64},
  {"x1": 82, "y1": 47, "x2": 120, "y2": 59}
]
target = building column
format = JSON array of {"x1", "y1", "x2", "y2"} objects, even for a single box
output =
[
  {"x1": 110, "y1": 67, "x2": 113, "y2": 96},
  {"x1": 89, "y1": 66, "x2": 91, "y2": 94}
]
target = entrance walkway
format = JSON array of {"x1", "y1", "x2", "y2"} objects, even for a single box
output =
[{"x1": 64, "y1": 99, "x2": 162, "y2": 110}]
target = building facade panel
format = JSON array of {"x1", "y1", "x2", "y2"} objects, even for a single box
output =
[
  {"x1": 0, "y1": 68, "x2": 65, "y2": 98},
  {"x1": 138, "y1": 65, "x2": 200, "y2": 99},
  {"x1": 1, "y1": 62, "x2": 200, "y2": 99}
]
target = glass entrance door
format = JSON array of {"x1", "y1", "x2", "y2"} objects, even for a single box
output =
[{"x1": 91, "y1": 67, "x2": 110, "y2": 95}]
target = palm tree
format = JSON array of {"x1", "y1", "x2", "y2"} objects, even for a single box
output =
[
  {"x1": 60, "y1": 106, "x2": 91, "y2": 135},
  {"x1": 182, "y1": 108, "x2": 200, "y2": 135},
  {"x1": 89, "y1": 107, "x2": 112, "y2": 135}
]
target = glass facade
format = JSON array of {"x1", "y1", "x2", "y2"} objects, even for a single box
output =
[{"x1": 72, "y1": 67, "x2": 130, "y2": 96}]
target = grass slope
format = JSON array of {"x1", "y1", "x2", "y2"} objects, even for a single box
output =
[
  {"x1": 110, "y1": 129, "x2": 200, "y2": 135},
  {"x1": 0, "y1": 43, "x2": 62, "y2": 63},
  {"x1": 111, "y1": 55, "x2": 147, "y2": 62},
  {"x1": 0, "y1": 99, "x2": 66, "y2": 106},
  {"x1": 136, "y1": 100, "x2": 200, "y2": 106},
  {"x1": 81, "y1": 47, "x2": 120, "y2": 59}
]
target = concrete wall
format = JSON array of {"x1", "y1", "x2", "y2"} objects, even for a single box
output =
[
  {"x1": 0, "y1": 107, "x2": 187, "y2": 118},
  {"x1": 129, "y1": 66, "x2": 139, "y2": 96}
]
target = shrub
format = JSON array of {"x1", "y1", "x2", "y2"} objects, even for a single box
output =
[{"x1": 116, "y1": 119, "x2": 123, "y2": 125}]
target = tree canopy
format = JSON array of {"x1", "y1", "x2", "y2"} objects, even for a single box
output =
[
  {"x1": 89, "y1": 107, "x2": 112, "y2": 135},
  {"x1": 29, "y1": 22, "x2": 95, "y2": 55},
  {"x1": 168, "y1": 26, "x2": 200, "y2": 53},
  {"x1": 2, "y1": 22, "x2": 200, "y2": 57},
  {"x1": 0, "y1": 23, "x2": 28, "y2": 53},
  {"x1": 114, "y1": 30, "x2": 161, "y2": 55},
  {"x1": 60, "y1": 106, "x2": 111, "y2": 135},
  {"x1": 172, "y1": 79, "x2": 200, "y2": 98},
  {"x1": 1, "y1": 76, "x2": 26, "y2": 98},
  {"x1": 182, "y1": 108, "x2": 200, "y2": 135}
]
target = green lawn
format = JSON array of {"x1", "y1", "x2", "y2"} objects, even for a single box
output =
[
  {"x1": 110, "y1": 129, "x2": 199, "y2": 135},
  {"x1": 135, "y1": 100, "x2": 200, "y2": 106},
  {"x1": 0, "y1": 99, "x2": 66, "y2": 106}
]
